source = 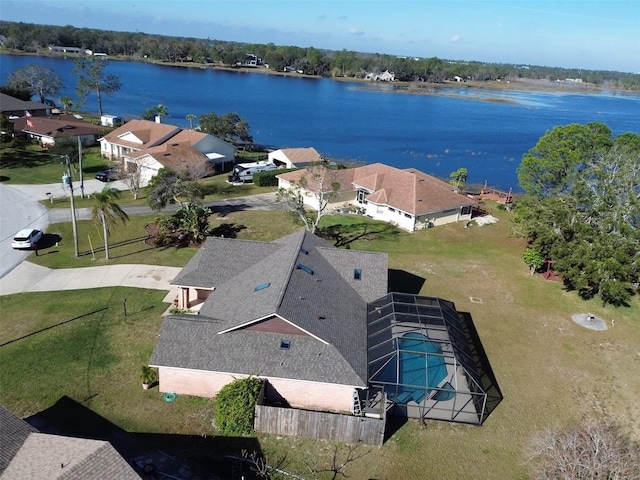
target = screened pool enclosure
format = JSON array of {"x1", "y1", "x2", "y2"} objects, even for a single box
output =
[{"x1": 363, "y1": 293, "x2": 502, "y2": 425}]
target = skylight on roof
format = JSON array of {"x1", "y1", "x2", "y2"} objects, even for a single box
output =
[
  {"x1": 300, "y1": 248, "x2": 309, "y2": 255},
  {"x1": 280, "y1": 339, "x2": 291, "y2": 349},
  {"x1": 354, "y1": 268, "x2": 362, "y2": 280},
  {"x1": 254, "y1": 282, "x2": 271, "y2": 291},
  {"x1": 297, "y1": 264, "x2": 314, "y2": 275}
]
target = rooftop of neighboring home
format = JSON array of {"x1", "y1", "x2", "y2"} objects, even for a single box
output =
[
  {"x1": 278, "y1": 163, "x2": 477, "y2": 215},
  {"x1": 12, "y1": 114, "x2": 105, "y2": 139},
  {"x1": 272, "y1": 147, "x2": 323, "y2": 166},
  {"x1": 152, "y1": 230, "x2": 388, "y2": 386},
  {"x1": 129, "y1": 140, "x2": 208, "y2": 171},
  {"x1": 0, "y1": 406, "x2": 140, "y2": 479},
  {"x1": 101, "y1": 119, "x2": 181, "y2": 150},
  {"x1": 0, "y1": 93, "x2": 50, "y2": 116}
]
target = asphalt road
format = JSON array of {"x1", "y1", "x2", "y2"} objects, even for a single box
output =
[{"x1": 0, "y1": 184, "x2": 49, "y2": 279}]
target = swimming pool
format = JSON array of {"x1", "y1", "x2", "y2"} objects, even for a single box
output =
[{"x1": 376, "y1": 332, "x2": 448, "y2": 404}]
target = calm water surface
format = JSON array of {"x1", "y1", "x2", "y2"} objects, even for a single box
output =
[{"x1": 2, "y1": 54, "x2": 639, "y2": 190}]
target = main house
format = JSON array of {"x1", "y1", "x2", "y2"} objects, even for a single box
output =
[
  {"x1": 151, "y1": 230, "x2": 388, "y2": 413},
  {"x1": 277, "y1": 163, "x2": 477, "y2": 232},
  {"x1": 150, "y1": 230, "x2": 501, "y2": 425},
  {"x1": 100, "y1": 119, "x2": 235, "y2": 185}
]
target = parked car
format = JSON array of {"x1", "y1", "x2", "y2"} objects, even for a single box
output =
[
  {"x1": 95, "y1": 167, "x2": 120, "y2": 182},
  {"x1": 11, "y1": 229, "x2": 43, "y2": 249}
]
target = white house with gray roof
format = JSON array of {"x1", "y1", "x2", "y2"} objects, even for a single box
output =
[{"x1": 150, "y1": 230, "x2": 388, "y2": 413}]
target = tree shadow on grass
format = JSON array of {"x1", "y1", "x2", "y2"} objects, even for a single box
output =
[
  {"x1": 209, "y1": 222, "x2": 246, "y2": 239},
  {"x1": 317, "y1": 222, "x2": 400, "y2": 248},
  {"x1": 0, "y1": 148, "x2": 54, "y2": 169},
  {"x1": 25, "y1": 396, "x2": 269, "y2": 479}
]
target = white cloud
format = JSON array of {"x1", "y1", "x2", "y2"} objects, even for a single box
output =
[
  {"x1": 348, "y1": 28, "x2": 364, "y2": 36},
  {"x1": 450, "y1": 34, "x2": 462, "y2": 43}
]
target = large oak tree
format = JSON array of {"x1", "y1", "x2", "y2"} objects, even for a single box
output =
[
  {"x1": 7, "y1": 65, "x2": 63, "y2": 104},
  {"x1": 515, "y1": 123, "x2": 640, "y2": 305}
]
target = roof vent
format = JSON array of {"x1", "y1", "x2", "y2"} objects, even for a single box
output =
[
  {"x1": 296, "y1": 264, "x2": 314, "y2": 275},
  {"x1": 254, "y1": 282, "x2": 271, "y2": 292}
]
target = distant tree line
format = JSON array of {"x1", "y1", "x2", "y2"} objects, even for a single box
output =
[{"x1": 1, "y1": 20, "x2": 638, "y2": 90}]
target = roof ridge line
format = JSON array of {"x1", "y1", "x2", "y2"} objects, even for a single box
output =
[{"x1": 275, "y1": 230, "x2": 307, "y2": 310}]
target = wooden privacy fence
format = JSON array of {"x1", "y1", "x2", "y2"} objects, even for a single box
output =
[{"x1": 254, "y1": 405, "x2": 386, "y2": 446}]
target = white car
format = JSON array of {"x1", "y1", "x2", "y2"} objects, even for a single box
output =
[{"x1": 11, "y1": 229, "x2": 43, "y2": 249}]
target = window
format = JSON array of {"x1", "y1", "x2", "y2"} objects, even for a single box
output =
[
  {"x1": 280, "y1": 339, "x2": 291, "y2": 349},
  {"x1": 354, "y1": 268, "x2": 362, "y2": 280},
  {"x1": 462, "y1": 206, "x2": 472, "y2": 215}
]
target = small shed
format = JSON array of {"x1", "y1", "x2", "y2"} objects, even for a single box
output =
[{"x1": 100, "y1": 115, "x2": 123, "y2": 127}]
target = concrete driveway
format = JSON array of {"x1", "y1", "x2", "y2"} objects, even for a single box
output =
[
  {"x1": 0, "y1": 262, "x2": 182, "y2": 296},
  {"x1": 0, "y1": 184, "x2": 49, "y2": 279}
]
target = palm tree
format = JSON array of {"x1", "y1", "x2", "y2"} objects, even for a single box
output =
[
  {"x1": 186, "y1": 114, "x2": 196, "y2": 130},
  {"x1": 58, "y1": 96, "x2": 74, "y2": 114},
  {"x1": 92, "y1": 186, "x2": 129, "y2": 260}
]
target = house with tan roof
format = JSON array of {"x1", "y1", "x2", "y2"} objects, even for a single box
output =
[
  {"x1": 100, "y1": 120, "x2": 235, "y2": 185},
  {"x1": 268, "y1": 147, "x2": 324, "y2": 169},
  {"x1": 0, "y1": 405, "x2": 140, "y2": 479},
  {"x1": 277, "y1": 163, "x2": 477, "y2": 231}
]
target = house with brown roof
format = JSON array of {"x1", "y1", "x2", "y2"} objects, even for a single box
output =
[
  {"x1": 277, "y1": 163, "x2": 477, "y2": 231},
  {"x1": 100, "y1": 119, "x2": 236, "y2": 185},
  {"x1": 11, "y1": 114, "x2": 104, "y2": 147},
  {"x1": 268, "y1": 147, "x2": 324, "y2": 169}
]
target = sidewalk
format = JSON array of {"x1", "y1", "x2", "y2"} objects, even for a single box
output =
[{"x1": 0, "y1": 262, "x2": 182, "y2": 297}]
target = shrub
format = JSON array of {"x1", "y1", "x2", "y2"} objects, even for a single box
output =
[
  {"x1": 214, "y1": 376, "x2": 262, "y2": 436},
  {"x1": 253, "y1": 168, "x2": 298, "y2": 187},
  {"x1": 525, "y1": 419, "x2": 640, "y2": 480}
]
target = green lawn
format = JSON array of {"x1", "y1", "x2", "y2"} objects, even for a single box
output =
[
  {"x1": 2, "y1": 205, "x2": 640, "y2": 479},
  {"x1": 0, "y1": 145, "x2": 110, "y2": 185}
]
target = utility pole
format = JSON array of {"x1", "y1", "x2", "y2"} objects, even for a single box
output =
[
  {"x1": 77, "y1": 136, "x2": 85, "y2": 198},
  {"x1": 62, "y1": 155, "x2": 79, "y2": 257}
]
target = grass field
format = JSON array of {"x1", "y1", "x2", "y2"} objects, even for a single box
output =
[
  {"x1": 0, "y1": 144, "x2": 110, "y2": 184},
  {"x1": 1, "y1": 205, "x2": 639, "y2": 479}
]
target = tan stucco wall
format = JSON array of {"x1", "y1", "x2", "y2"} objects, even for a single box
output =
[{"x1": 157, "y1": 367, "x2": 356, "y2": 412}]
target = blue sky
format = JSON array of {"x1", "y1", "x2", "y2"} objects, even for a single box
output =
[{"x1": 2, "y1": 1, "x2": 639, "y2": 72}]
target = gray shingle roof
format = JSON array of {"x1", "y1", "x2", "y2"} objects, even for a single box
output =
[
  {"x1": 0, "y1": 406, "x2": 37, "y2": 474},
  {"x1": 151, "y1": 230, "x2": 388, "y2": 386},
  {"x1": 1, "y1": 433, "x2": 140, "y2": 479},
  {"x1": 0, "y1": 406, "x2": 140, "y2": 479}
]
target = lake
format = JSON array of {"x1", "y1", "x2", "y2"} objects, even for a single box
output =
[{"x1": 2, "y1": 54, "x2": 639, "y2": 190}]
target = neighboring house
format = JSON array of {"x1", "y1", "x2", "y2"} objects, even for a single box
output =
[
  {"x1": 0, "y1": 93, "x2": 51, "y2": 118},
  {"x1": 365, "y1": 70, "x2": 395, "y2": 81},
  {"x1": 0, "y1": 406, "x2": 140, "y2": 479},
  {"x1": 11, "y1": 114, "x2": 104, "y2": 147},
  {"x1": 100, "y1": 119, "x2": 235, "y2": 185},
  {"x1": 151, "y1": 230, "x2": 389, "y2": 413},
  {"x1": 150, "y1": 230, "x2": 501, "y2": 425},
  {"x1": 268, "y1": 147, "x2": 324, "y2": 169},
  {"x1": 277, "y1": 163, "x2": 477, "y2": 232}
]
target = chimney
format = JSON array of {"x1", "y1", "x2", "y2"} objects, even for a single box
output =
[{"x1": 155, "y1": 115, "x2": 161, "y2": 124}]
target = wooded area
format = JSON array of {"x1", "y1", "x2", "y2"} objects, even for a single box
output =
[{"x1": 1, "y1": 20, "x2": 638, "y2": 89}]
